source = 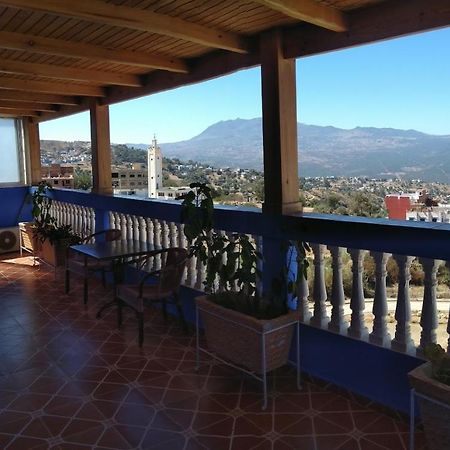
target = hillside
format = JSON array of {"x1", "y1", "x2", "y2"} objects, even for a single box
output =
[
  {"x1": 157, "y1": 119, "x2": 450, "y2": 182},
  {"x1": 41, "y1": 118, "x2": 450, "y2": 182}
]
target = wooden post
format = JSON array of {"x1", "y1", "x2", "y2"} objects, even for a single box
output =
[
  {"x1": 26, "y1": 118, "x2": 41, "y2": 185},
  {"x1": 90, "y1": 100, "x2": 112, "y2": 195},
  {"x1": 261, "y1": 28, "x2": 301, "y2": 215}
]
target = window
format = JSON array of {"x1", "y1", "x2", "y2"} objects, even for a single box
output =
[
  {"x1": 130, "y1": 174, "x2": 135, "y2": 178},
  {"x1": 120, "y1": 174, "x2": 126, "y2": 178},
  {"x1": 0, "y1": 118, "x2": 24, "y2": 185},
  {"x1": 112, "y1": 173, "x2": 119, "y2": 178}
]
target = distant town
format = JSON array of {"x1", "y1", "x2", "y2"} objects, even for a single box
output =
[{"x1": 40, "y1": 139, "x2": 450, "y2": 222}]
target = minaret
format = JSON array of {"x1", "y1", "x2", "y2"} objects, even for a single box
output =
[{"x1": 148, "y1": 135, "x2": 163, "y2": 198}]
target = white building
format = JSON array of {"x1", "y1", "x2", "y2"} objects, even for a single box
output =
[
  {"x1": 147, "y1": 136, "x2": 190, "y2": 200},
  {"x1": 148, "y1": 136, "x2": 163, "y2": 198}
]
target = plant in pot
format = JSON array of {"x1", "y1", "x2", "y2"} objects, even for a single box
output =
[
  {"x1": 179, "y1": 183, "x2": 308, "y2": 399},
  {"x1": 408, "y1": 343, "x2": 450, "y2": 450},
  {"x1": 29, "y1": 182, "x2": 81, "y2": 267}
]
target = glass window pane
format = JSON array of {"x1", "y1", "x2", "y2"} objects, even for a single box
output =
[{"x1": 0, "y1": 119, "x2": 21, "y2": 184}]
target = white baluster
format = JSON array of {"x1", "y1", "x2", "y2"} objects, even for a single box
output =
[
  {"x1": 138, "y1": 216, "x2": 146, "y2": 242},
  {"x1": 417, "y1": 258, "x2": 440, "y2": 356},
  {"x1": 392, "y1": 254, "x2": 415, "y2": 353},
  {"x1": 169, "y1": 222, "x2": 177, "y2": 248},
  {"x1": 445, "y1": 263, "x2": 450, "y2": 353},
  {"x1": 177, "y1": 223, "x2": 188, "y2": 284},
  {"x1": 152, "y1": 219, "x2": 161, "y2": 270},
  {"x1": 310, "y1": 244, "x2": 329, "y2": 328},
  {"x1": 369, "y1": 252, "x2": 391, "y2": 347},
  {"x1": 328, "y1": 246, "x2": 348, "y2": 334},
  {"x1": 120, "y1": 214, "x2": 128, "y2": 239},
  {"x1": 90, "y1": 208, "x2": 95, "y2": 234},
  {"x1": 109, "y1": 211, "x2": 115, "y2": 230},
  {"x1": 146, "y1": 217, "x2": 154, "y2": 246},
  {"x1": 132, "y1": 215, "x2": 140, "y2": 241},
  {"x1": 295, "y1": 242, "x2": 311, "y2": 323},
  {"x1": 348, "y1": 248, "x2": 368, "y2": 340},
  {"x1": 160, "y1": 220, "x2": 169, "y2": 249},
  {"x1": 126, "y1": 215, "x2": 133, "y2": 240}
]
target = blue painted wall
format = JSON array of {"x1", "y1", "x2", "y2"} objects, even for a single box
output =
[{"x1": 0, "y1": 186, "x2": 32, "y2": 227}]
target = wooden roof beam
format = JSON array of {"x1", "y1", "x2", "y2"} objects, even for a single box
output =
[
  {"x1": 284, "y1": 0, "x2": 450, "y2": 59},
  {"x1": 253, "y1": 0, "x2": 348, "y2": 32},
  {"x1": 0, "y1": 100, "x2": 56, "y2": 112},
  {"x1": 0, "y1": 0, "x2": 249, "y2": 53},
  {"x1": 0, "y1": 107, "x2": 39, "y2": 116},
  {"x1": 0, "y1": 31, "x2": 188, "y2": 73},
  {"x1": 0, "y1": 76, "x2": 105, "y2": 96},
  {"x1": 0, "y1": 89, "x2": 78, "y2": 105},
  {"x1": 0, "y1": 59, "x2": 142, "y2": 87}
]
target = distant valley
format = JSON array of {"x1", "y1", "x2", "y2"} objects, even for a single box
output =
[{"x1": 42, "y1": 118, "x2": 450, "y2": 183}]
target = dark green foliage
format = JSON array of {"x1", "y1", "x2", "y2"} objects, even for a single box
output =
[
  {"x1": 424, "y1": 344, "x2": 450, "y2": 385},
  {"x1": 74, "y1": 169, "x2": 92, "y2": 190},
  {"x1": 32, "y1": 182, "x2": 81, "y2": 245},
  {"x1": 179, "y1": 183, "x2": 260, "y2": 296}
]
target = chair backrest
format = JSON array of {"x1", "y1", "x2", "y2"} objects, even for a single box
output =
[{"x1": 159, "y1": 248, "x2": 188, "y2": 294}]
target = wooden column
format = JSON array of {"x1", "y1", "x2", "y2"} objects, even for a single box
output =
[
  {"x1": 26, "y1": 118, "x2": 41, "y2": 185},
  {"x1": 261, "y1": 28, "x2": 301, "y2": 215},
  {"x1": 90, "y1": 100, "x2": 112, "y2": 195}
]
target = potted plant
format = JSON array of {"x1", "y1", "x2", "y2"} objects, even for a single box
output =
[
  {"x1": 24, "y1": 182, "x2": 81, "y2": 267},
  {"x1": 408, "y1": 343, "x2": 450, "y2": 450},
  {"x1": 179, "y1": 183, "x2": 308, "y2": 376}
]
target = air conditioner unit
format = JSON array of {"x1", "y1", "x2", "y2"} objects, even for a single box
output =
[{"x1": 0, "y1": 226, "x2": 20, "y2": 255}]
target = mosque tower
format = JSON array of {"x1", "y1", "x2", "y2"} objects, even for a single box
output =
[{"x1": 147, "y1": 135, "x2": 163, "y2": 198}]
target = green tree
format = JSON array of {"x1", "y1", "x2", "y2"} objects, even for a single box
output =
[{"x1": 74, "y1": 169, "x2": 92, "y2": 190}]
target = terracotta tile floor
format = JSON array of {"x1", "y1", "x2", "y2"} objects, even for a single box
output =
[{"x1": 0, "y1": 254, "x2": 427, "y2": 450}]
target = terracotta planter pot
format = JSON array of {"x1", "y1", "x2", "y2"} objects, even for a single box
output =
[
  {"x1": 408, "y1": 362, "x2": 450, "y2": 450},
  {"x1": 196, "y1": 296, "x2": 298, "y2": 374}
]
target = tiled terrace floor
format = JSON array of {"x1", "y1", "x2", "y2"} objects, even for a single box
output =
[{"x1": 0, "y1": 254, "x2": 426, "y2": 450}]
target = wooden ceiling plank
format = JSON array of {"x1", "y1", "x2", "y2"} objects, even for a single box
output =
[
  {"x1": 0, "y1": 0, "x2": 249, "y2": 53},
  {"x1": 0, "y1": 30, "x2": 189, "y2": 72},
  {"x1": 0, "y1": 89, "x2": 78, "y2": 105},
  {"x1": 253, "y1": 0, "x2": 348, "y2": 32},
  {"x1": 0, "y1": 59, "x2": 142, "y2": 86},
  {"x1": 0, "y1": 99, "x2": 56, "y2": 111},
  {"x1": 0, "y1": 75, "x2": 105, "y2": 96},
  {"x1": 0, "y1": 107, "x2": 38, "y2": 116}
]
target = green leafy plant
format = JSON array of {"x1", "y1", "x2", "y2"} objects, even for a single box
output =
[
  {"x1": 179, "y1": 183, "x2": 309, "y2": 319},
  {"x1": 31, "y1": 181, "x2": 81, "y2": 246},
  {"x1": 424, "y1": 343, "x2": 450, "y2": 385}
]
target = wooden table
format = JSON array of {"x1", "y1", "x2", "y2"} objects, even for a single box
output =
[{"x1": 69, "y1": 239, "x2": 163, "y2": 318}]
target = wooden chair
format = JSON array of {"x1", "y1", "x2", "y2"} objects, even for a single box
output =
[
  {"x1": 65, "y1": 229, "x2": 121, "y2": 305},
  {"x1": 116, "y1": 247, "x2": 188, "y2": 346}
]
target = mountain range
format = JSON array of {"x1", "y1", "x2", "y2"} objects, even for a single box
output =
[{"x1": 128, "y1": 118, "x2": 450, "y2": 182}]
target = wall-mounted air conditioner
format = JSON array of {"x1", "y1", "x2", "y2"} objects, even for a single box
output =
[{"x1": 0, "y1": 227, "x2": 20, "y2": 254}]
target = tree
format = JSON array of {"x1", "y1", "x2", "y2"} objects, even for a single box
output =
[{"x1": 74, "y1": 169, "x2": 92, "y2": 190}]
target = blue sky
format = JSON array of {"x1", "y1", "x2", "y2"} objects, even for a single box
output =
[{"x1": 40, "y1": 27, "x2": 450, "y2": 144}]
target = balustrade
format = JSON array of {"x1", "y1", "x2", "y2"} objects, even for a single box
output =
[{"x1": 49, "y1": 195, "x2": 450, "y2": 356}]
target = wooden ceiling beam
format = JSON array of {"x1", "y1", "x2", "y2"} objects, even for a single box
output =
[
  {"x1": 0, "y1": 100, "x2": 56, "y2": 112},
  {"x1": 0, "y1": 0, "x2": 249, "y2": 53},
  {"x1": 0, "y1": 31, "x2": 188, "y2": 73},
  {"x1": 0, "y1": 76, "x2": 105, "y2": 96},
  {"x1": 0, "y1": 89, "x2": 78, "y2": 105},
  {"x1": 253, "y1": 0, "x2": 348, "y2": 32},
  {"x1": 283, "y1": 0, "x2": 450, "y2": 59},
  {"x1": 0, "y1": 59, "x2": 142, "y2": 87},
  {"x1": 0, "y1": 107, "x2": 39, "y2": 116}
]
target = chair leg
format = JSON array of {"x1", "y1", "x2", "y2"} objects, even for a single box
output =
[
  {"x1": 65, "y1": 269, "x2": 70, "y2": 294},
  {"x1": 138, "y1": 312, "x2": 144, "y2": 346},
  {"x1": 162, "y1": 299, "x2": 168, "y2": 322},
  {"x1": 117, "y1": 298, "x2": 123, "y2": 328},
  {"x1": 174, "y1": 294, "x2": 188, "y2": 334},
  {"x1": 83, "y1": 277, "x2": 88, "y2": 305}
]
